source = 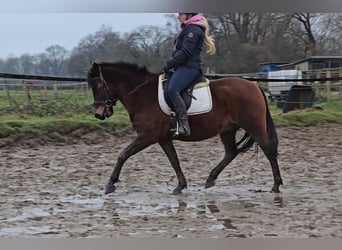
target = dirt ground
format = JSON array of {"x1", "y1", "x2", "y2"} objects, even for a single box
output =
[{"x1": 0, "y1": 125, "x2": 341, "y2": 238}]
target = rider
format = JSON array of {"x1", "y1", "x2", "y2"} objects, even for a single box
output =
[{"x1": 163, "y1": 13, "x2": 216, "y2": 136}]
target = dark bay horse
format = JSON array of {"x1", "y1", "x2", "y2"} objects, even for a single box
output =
[{"x1": 87, "y1": 62, "x2": 283, "y2": 195}]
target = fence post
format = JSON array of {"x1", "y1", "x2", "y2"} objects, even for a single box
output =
[
  {"x1": 53, "y1": 81, "x2": 58, "y2": 99},
  {"x1": 83, "y1": 82, "x2": 88, "y2": 97},
  {"x1": 22, "y1": 80, "x2": 31, "y2": 102},
  {"x1": 43, "y1": 81, "x2": 48, "y2": 99},
  {"x1": 340, "y1": 68, "x2": 342, "y2": 98},
  {"x1": 4, "y1": 80, "x2": 13, "y2": 106},
  {"x1": 326, "y1": 70, "x2": 331, "y2": 101}
]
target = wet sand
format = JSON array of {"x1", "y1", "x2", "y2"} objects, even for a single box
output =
[{"x1": 0, "y1": 126, "x2": 341, "y2": 237}]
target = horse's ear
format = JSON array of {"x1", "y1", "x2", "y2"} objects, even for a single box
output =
[
  {"x1": 87, "y1": 62, "x2": 98, "y2": 84},
  {"x1": 89, "y1": 62, "x2": 100, "y2": 78},
  {"x1": 91, "y1": 62, "x2": 98, "y2": 72}
]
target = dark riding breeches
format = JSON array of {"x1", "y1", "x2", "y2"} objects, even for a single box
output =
[{"x1": 167, "y1": 66, "x2": 200, "y2": 103}]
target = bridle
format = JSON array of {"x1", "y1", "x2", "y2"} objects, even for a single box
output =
[
  {"x1": 92, "y1": 65, "x2": 119, "y2": 108},
  {"x1": 92, "y1": 64, "x2": 158, "y2": 109}
]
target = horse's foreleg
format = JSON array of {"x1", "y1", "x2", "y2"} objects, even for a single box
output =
[
  {"x1": 205, "y1": 130, "x2": 238, "y2": 188},
  {"x1": 105, "y1": 136, "x2": 152, "y2": 194},
  {"x1": 159, "y1": 138, "x2": 187, "y2": 195}
]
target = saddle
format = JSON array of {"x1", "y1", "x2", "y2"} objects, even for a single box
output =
[
  {"x1": 158, "y1": 72, "x2": 212, "y2": 136},
  {"x1": 162, "y1": 71, "x2": 210, "y2": 109}
]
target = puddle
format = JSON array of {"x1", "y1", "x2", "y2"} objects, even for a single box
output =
[
  {"x1": 59, "y1": 195, "x2": 105, "y2": 208},
  {"x1": 102, "y1": 184, "x2": 278, "y2": 222},
  {"x1": 110, "y1": 194, "x2": 181, "y2": 218},
  {"x1": 209, "y1": 224, "x2": 225, "y2": 231},
  {"x1": 0, "y1": 226, "x2": 56, "y2": 236},
  {"x1": 104, "y1": 188, "x2": 278, "y2": 235},
  {"x1": 273, "y1": 196, "x2": 284, "y2": 208},
  {"x1": 6, "y1": 208, "x2": 50, "y2": 222}
]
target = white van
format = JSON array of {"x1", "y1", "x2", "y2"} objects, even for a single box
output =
[{"x1": 267, "y1": 69, "x2": 302, "y2": 99}]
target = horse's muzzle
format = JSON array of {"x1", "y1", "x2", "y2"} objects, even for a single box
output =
[
  {"x1": 94, "y1": 105, "x2": 113, "y2": 120},
  {"x1": 95, "y1": 113, "x2": 106, "y2": 120}
]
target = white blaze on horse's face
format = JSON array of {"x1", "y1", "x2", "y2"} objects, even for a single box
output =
[
  {"x1": 94, "y1": 105, "x2": 106, "y2": 119},
  {"x1": 95, "y1": 105, "x2": 113, "y2": 120}
]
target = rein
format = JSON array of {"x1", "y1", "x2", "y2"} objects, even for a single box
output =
[
  {"x1": 124, "y1": 76, "x2": 157, "y2": 98},
  {"x1": 95, "y1": 65, "x2": 158, "y2": 107}
]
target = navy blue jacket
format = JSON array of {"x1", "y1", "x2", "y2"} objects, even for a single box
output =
[{"x1": 165, "y1": 23, "x2": 204, "y2": 71}]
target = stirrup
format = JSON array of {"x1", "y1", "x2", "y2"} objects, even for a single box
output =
[
  {"x1": 174, "y1": 120, "x2": 191, "y2": 137},
  {"x1": 169, "y1": 111, "x2": 177, "y2": 136},
  {"x1": 174, "y1": 121, "x2": 180, "y2": 136}
]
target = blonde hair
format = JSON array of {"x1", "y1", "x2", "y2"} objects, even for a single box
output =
[{"x1": 202, "y1": 16, "x2": 216, "y2": 55}]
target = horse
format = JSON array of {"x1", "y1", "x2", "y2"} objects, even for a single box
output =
[{"x1": 87, "y1": 62, "x2": 283, "y2": 195}]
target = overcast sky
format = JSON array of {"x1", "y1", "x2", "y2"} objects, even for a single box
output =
[
  {"x1": 1, "y1": 0, "x2": 340, "y2": 59},
  {"x1": 0, "y1": 13, "x2": 168, "y2": 59}
]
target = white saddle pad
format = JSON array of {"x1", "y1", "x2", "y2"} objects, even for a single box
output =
[{"x1": 158, "y1": 74, "x2": 213, "y2": 116}]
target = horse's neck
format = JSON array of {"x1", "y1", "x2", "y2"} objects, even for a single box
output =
[
  {"x1": 115, "y1": 74, "x2": 150, "y2": 94},
  {"x1": 119, "y1": 77, "x2": 158, "y2": 112}
]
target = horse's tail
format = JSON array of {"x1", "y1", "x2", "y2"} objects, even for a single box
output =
[
  {"x1": 236, "y1": 87, "x2": 278, "y2": 154},
  {"x1": 260, "y1": 87, "x2": 279, "y2": 155}
]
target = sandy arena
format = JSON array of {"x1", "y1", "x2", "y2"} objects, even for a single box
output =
[{"x1": 0, "y1": 126, "x2": 341, "y2": 238}]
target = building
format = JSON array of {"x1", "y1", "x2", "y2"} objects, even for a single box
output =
[{"x1": 280, "y1": 56, "x2": 342, "y2": 71}]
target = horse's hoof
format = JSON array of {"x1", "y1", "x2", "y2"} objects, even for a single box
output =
[
  {"x1": 172, "y1": 184, "x2": 187, "y2": 195},
  {"x1": 105, "y1": 184, "x2": 116, "y2": 194},
  {"x1": 205, "y1": 180, "x2": 215, "y2": 189},
  {"x1": 172, "y1": 188, "x2": 183, "y2": 195},
  {"x1": 271, "y1": 186, "x2": 280, "y2": 193}
]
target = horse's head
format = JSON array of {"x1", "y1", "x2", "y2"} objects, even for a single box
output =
[
  {"x1": 88, "y1": 61, "x2": 157, "y2": 120},
  {"x1": 87, "y1": 62, "x2": 117, "y2": 120}
]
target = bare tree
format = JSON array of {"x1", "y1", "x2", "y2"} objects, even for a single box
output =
[
  {"x1": 207, "y1": 13, "x2": 298, "y2": 72},
  {"x1": 19, "y1": 54, "x2": 36, "y2": 74},
  {"x1": 44, "y1": 45, "x2": 68, "y2": 75},
  {"x1": 67, "y1": 26, "x2": 124, "y2": 75},
  {"x1": 2, "y1": 13, "x2": 342, "y2": 77},
  {"x1": 0, "y1": 59, "x2": 4, "y2": 72},
  {"x1": 124, "y1": 25, "x2": 171, "y2": 71},
  {"x1": 314, "y1": 13, "x2": 342, "y2": 54},
  {"x1": 291, "y1": 13, "x2": 322, "y2": 56},
  {"x1": 1, "y1": 56, "x2": 21, "y2": 73}
]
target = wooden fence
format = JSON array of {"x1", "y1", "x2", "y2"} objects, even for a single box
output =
[
  {"x1": 301, "y1": 67, "x2": 342, "y2": 101},
  {"x1": 0, "y1": 68, "x2": 341, "y2": 109},
  {"x1": 207, "y1": 67, "x2": 342, "y2": 101},
  {"x1": 0, "y1": 80, "x2": 89, "y2": 109}
]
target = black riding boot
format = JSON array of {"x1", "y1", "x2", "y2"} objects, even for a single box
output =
[{"x1": 172, "y1": 93, "x2": 191, "y2": 136}]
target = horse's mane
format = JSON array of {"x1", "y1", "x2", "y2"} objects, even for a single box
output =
[
  {"x1": 99, "y1": 62, "x2": 150, "y2": 75},
  {"x1": 88, "y1": 61, "x2": 154, "y2": 88}
]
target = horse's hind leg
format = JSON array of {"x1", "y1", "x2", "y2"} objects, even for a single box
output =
[
  {"x1": 261, "y1": 144, "x2": 283, "y2": 193},
  {"x1": 269, "y1": 158, "x2": 283, "y2": 193},
  {"x1": 255, "y1": 136, "x2": 283, "y2": 193},
  {"x1": 159, "y1": 138, "x2": 187, "y2": 195},
  {"x1": 205, "y1": 130, "x2": 238, "y2": 188},
  {"x1": 105, "y1": 136, "x2": 152, "y2": 194}
]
